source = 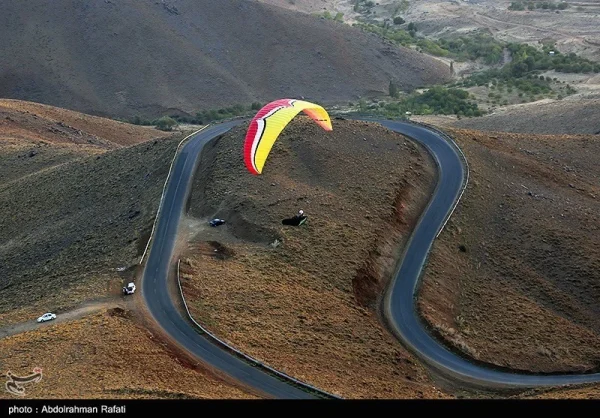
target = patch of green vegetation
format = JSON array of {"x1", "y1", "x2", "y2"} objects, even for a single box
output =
[
  {"x1": 319, "y1": 10, "x2": 344, "y2": 22},
  {"x1": 456, "y1": 43, "x2": 598, "y2": 98},
  {"x1": 122, "y1": 102, "x2": 263, "y2": 127},
  {"x1": 507, "y1": 43, "x2": 599, "y2": 74},
  {"x1": 437, "y1": 32, "x2": 504, "y2": 64},
  {"x1": 509, "y1": 1, "x2": 569, "y2": 11},
  {"x1": 351, "y1": 86, "x2": 484, "y2": 118},
  {"x1": 354, "y1": 23, "x2": 505, "y2": 64},
  {"x1": 154, "y1": 116, "x2": 177, "y2": 131},
  {"x1": 353, "y1": 0, "x2": 376, "y2": 14},
  {"x1": 355, "y1": 20, "x2": 599, "y2": 75},
  {"x1": 354, "y1": 21, "x2": 415, "y2": 45}
]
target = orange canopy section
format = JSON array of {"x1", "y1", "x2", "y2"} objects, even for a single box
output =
[{"x1": 243, "y1": 99, "x2": 332, "y2": 175}]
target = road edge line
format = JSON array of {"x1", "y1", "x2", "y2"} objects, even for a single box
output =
[{"x1": 139, "y1": 126, "x2": 209, "y2": 265}]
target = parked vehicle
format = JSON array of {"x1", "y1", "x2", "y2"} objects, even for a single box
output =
[
  {"x1": 122, "y1": 282, "x2": 136, "y2": 295},
  {"x1": 37, "y1": 313, "x2": 56, "y2": 323},
  {"x1": 209, "y1": 218, "x2": 225, "y2": 227}
]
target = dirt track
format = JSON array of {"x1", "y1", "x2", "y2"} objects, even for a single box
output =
[{"x1": 0, "y1": 298, "x2": 124, "y2": 340}]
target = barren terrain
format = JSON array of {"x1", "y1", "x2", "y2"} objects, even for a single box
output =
[
  {"x1": 0, "y1": 308, "x2": 254, "y2": 399},
  {"x1": 418, "y1": 127, "x2": 600, "y2": 377},
  {"x1": 179, "y1": 117, "x2": 456, "y2": 398},
  {"x1": 452, "y1": 94, "x2": 600, "y2": 135},
  {"x1": 0, "y1": 104, "x2": 258, "y2": 399},
  {"x1": 0, "y1": 102, "x2": 180, "y2": 326},
  {"x1": 0, "y1": 0, "x2": 450, "y2": 119}
]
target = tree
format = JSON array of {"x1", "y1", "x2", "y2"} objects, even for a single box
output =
[
  {"x1": 389, "y1": 80, "x2": 399, "y2": 98},
  {"x1": 155, "y1": 116, "x2": 177, "y2": 131},
  {"x1": 393, "y1": 16, "x2": 405, "y2": 25},
  {"x1": 407, "y1": 22, "x2": 417, "y2": 32},
  {"x1": 509, "y1": 2, "x2": 525, "y2": 11}
]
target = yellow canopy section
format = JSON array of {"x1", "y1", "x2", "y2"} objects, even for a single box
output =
[{"x1": 244, "y1": 99, "x2": 333, "y2": 175}]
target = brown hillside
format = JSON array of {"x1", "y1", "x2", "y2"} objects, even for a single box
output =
[
  {"x1": 0, "y1": 0, "x2": 450, "y2": 119},
  {"x1": 179, "y1": 118, "x2": 452, "y2": 398},
  {"x1": 0, "y1": 99, "x2": 170, "y2": 199},
  {"x1": 452, "y1": 97, "x2": 600, "y2": 135},
  {"x1": 418, "y1": 127, "x2": 600, "y2": 376},
  {"x1": 0, "y1": 310, "x2": 253, "y2": 399},
  {"x1": 0, "y1": 129, "x2": 182, "y2": 326},
  {"x1": 0, "y1": 99, "x2": 169, "y2": 147}
]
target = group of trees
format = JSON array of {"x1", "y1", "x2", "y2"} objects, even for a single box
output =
[
  {"x1": 407, "y1": 87, "x2": 483, "y2": 116},
  {"x1": 509, "y1": 1, "x2": 569, "y2": 11},
  {"x1": 359, "y1": 86, "x2": 483, "y2": 118},
  {"x1": 506, "y1": 43, "x2": 600, "y2": 75},
  {"x1": 320, "y1": 10, "x2": 344, "y2": 22},
  {"x1": 355, "y1": 23, "x2": 506, "y2": 64},
  {"x1": 125, "y1": 102, "x2": 263, "y2": 130},
  {"x1": 436, "y1": 32, "x2": 505, "y2": 64},
  {"x1": 353, "y1": 0, "x2": 376, "y2": 14}
]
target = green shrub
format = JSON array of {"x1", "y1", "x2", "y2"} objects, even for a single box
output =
[{"x1": 155, "y1": 116, "x2": 177, "y2": 131}]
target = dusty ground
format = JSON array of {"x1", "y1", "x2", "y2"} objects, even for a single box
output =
[
  {"x1": 0, "y1": 102, "x2": 184, "y2": 326},
  {"x1": 178, "y1": 117, "x2": 457, "y2": 399},
  {"x1": 0, "y1": 308, "x2": 254, "y2": 399},
  {"x1": 0, "y1": 0, "x2": 449, "y2": 119},
  {"x1": 451, "y1": 93, "x2": 600, "y2": 135},
  {"x1": 0, "y1": 298, "x2": 119, "y2": 339},
  {"x1": 0, "y1": 99, "x2": 170, "y2": 185},
  {"x1": 0, "y1": 99, "x2": 168, "y2": 147},
  {"x1": 417, "y1": 127, "x2": 600, "y2": 379},
  {"x1": 519, "y1": 383, "x2": 600, "y2": 399}
]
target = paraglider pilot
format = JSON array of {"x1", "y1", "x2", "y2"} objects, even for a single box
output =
[{"x1": 282, "y1": 209, "x2": 307, "y2": 226}]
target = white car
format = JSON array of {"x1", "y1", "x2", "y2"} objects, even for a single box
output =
[
  {"x1": 122, "y1": 282, "x2": 136, "y2": 295},
  {"x1": 37, "y1": 313, "x2": 56, "y2": 323}
]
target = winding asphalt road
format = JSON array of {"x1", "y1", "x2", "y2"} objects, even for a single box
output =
[
  {"x1": 141, "y1": 121, "x2": 325, "y2": 399},
  {"x1": 141, "y1": 117, "x2": 600, "y2": 399},
  {"x1": 374, "y1": 120, "x2": 600, "y2": 389}
]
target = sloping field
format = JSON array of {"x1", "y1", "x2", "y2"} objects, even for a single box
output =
[
  {"x1": 452, "y1": 97, "x2": 600, "y2": 135},
  {"x1": 0, "y1": 99, "x2": 167, "y2": 147},
  {"x1": 0, "y1": 309, "x2": 254, "y2": 399},
  {"x1": 0, "y1": 114, "x2": 181, "y2": 326},
  {"x1": 0, "y1": 99, "x2": 169, "y2": 184}
]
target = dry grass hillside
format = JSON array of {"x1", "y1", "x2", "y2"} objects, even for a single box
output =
[
  {"x1": 0, "y1": 99, "x2": 168, "y2": 147},
  {"x1": 0, "y1": 99, "x2": 169, "y2": 184},
  {"x1": 0, "y1": 103, "x2": 257, "y2": 399},
  {"x1": 0, "y1": 309, "x2": 253, "y2": 399},
  {"x1": 418, "y1": 127, "x2": 600, "y2": 377},
  {"x1": 452, "y1": 96, "x2": 600, "y2": 135},
  {"x1": 0, "y1": 109, "x2": 181, "y2": 326},
  {"x1": 178, "y1": 118, "x2": 455, "y2": 398},
  {"x1": 0, "y1": 0, "x2": 450, "y2": 119}
]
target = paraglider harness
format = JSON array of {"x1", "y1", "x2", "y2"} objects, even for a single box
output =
[{"x1": 282, "y1": 212, "x2": 307, "y2": 226}]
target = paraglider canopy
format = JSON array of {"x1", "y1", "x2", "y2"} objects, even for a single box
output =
[{"x1": 243, "y1": 98, "x2": 332, "y2": 175}]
